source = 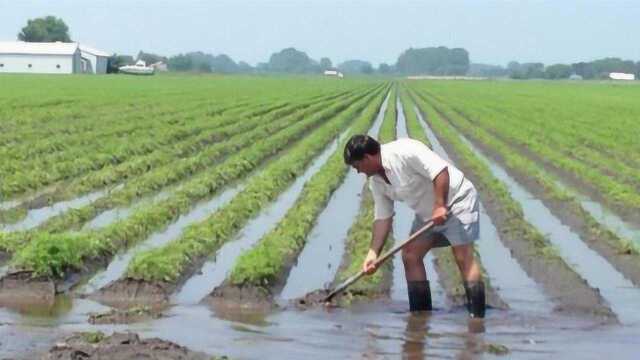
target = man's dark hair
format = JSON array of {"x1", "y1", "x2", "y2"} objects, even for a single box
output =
[{"x1": 343, "y1": 134, "x2": 380, "y2": 165}]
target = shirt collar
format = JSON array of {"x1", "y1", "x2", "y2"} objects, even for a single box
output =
[
  {"x1": 380, "y1": 143, "x2": 391, "y2": 172},
  {"x1": 372, "y1": 144, "x2": 391, "y2": 184}
]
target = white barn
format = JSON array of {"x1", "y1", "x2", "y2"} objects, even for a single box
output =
[{"x1": 0, "y1": 42, "x2": 111, "y2": 74}]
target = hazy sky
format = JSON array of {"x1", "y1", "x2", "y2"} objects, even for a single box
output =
[{"x1": 2, "y1": 0, "x2": 639, "y2": 67}]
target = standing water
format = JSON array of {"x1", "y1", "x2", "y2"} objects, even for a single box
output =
[
  {"x1": 280, "y1": 92, "x2": 390, "y2": 299},
  {"x1": 415, "y1": 106, "x2": 551, "y2": 313},
  {"x1": 452, "y1": 123, "x2": 640, "y2": 325},
  {"x1": 390, "y1": 98, "x2": 444, "y2": 305},
  {"x1": 176, "y1": 128, "x2": 347, "y2": 304}
]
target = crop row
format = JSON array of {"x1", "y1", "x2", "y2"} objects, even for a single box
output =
[
  {"x1": 35, "y1": 89, "x2": 366, "y2": 234},
  {"x1": 419, "y1": 81, "x2": 640, "y2": 164},
  {"x1": 416, "y1": 89, "x2": 640, "y2": 250},
  {"x1": 7, "y1": 88, "x2": 352, "y2": 217},
  {"x1": 429, "y1": 90, "x2": 640, "y2": 196},
  {"x1": 0, "y1": 98, "x2": 292, "y2": 199},
  {"x1": 123, "y1": 86, "x2": 385, "y2": 284},
  {"x1": 398, "y1": 86, "x2": 501, "y2": 306},
  {"x1": 222, "y1": 87, "x2": 388, "y2": 295},
  {"x1": 0, "y1": 76, "x2": 371, "y2": 147},
  {"x1": 0, "y1": 96, "x2": 246, "y2": 162},
  {"x1": 331, "y1": 86, "x2": 398, "y2": 298},
  {"x1": 407, "y1": 87, "x2": 614, "y2": 317},
  {"x1": 410, "y1": 88, "x2": 640, "y2": 284},
  {"x1": 418, "y1": 82, "x2": 640, "y2": 189},
  {"x1": 7, "y1": 84, "x2": 382, "y2": 278}
]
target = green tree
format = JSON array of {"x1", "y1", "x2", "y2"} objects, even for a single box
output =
[
  {"x1": 167, "y1": 54, "x2": 194, "y2": 71},
  {"x1": 378, "y1": 63, "x2": 392, "y2": 74},
  {"x1": 571, "y1": 62, "x2": 595, "y2": 79},
  {"x1": 319, "y1": 57, "x2": 333, "y2": 70},
  {"x1": 18, "y1": 16, "x2": 71, "y2": 42},
  {"x1": 268, "y1": 47, "x2": 314, "y2": 73},
  {"x1": 544, "y1": 64, "x2": 572, "y2": 79},
  {"x1": 395, "y1": 46, "x2": 469, "y2": 75},
  {"x1": 338, "y1": 59, "x2": 373, "y2": 74},
  {"x1": 237, "y1": 61, "x2": 254, "y2": 73},
  {"x1": 211, "y1": 54, "x2": 238, "y2": 73}
]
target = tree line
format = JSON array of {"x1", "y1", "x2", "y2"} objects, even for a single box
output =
[
  {"x1": 13, "y1": 15, "x2": 640, "y2": 79},
  {"x1": 470, "y1": 58, "x2": 640, "y2": 79}
]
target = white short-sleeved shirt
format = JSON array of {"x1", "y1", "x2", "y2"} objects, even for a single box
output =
[{"x1": 369, "y1": 138, "x2": 476, "y2": 223}]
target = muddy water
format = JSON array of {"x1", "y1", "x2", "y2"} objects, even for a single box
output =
[
  {"x1": 175, "y1": 131, "x2": 345, "y2": 304},
  {"x1": 79, "y1": 183, "x2": 245, "y2": 294},
  {"x1": 390, "y1": 98, "x2": 444, "y2": 305},
  {"x1": 415, "y1": 107, "x2": 551, "y2": 314},
  {"x1": 2, "y1": 295, "x2": 639, "y2": 359},
  {"x1": 0, "y1": 186, "x2": 118, "y2": 231},
  {"x1": 280, "y1": 93, "x2": 389, "y2": 300},
  {"x1": 454, "y1": 128, "x2": 640, "y2": 325}
]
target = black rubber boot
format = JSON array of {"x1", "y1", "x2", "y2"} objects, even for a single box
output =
[
  {"x1": 407, "y1": 281, "x2": 432, "y2": 312},
  {"x1": 463, "y1": 281, "x2": 486, "y2": 318}
]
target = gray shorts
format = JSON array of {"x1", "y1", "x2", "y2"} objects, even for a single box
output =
[{"x1": 410, "y1": 189, "x2": 480, "y2": 248}]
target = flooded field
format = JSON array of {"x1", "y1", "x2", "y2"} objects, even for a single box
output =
[{"x1": 1, "y1": 77, "x2": 639, "y2": 359}]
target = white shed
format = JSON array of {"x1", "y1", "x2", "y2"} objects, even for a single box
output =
[
  {"x1": 0, "y1": 41, "x2": 111, "y2": 74},
  {"x1": 79, "y1": 45, "x2": 112, "y2": 74}
]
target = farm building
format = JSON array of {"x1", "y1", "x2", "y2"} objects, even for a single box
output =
[
  {"x1": 79, "y1": 44, "x2": 111, "y2": 74},
  {"x1": 0, "y1": 41, "x2": 111, "y2": 74},
  {"x1": 324, "y1": 69, "x2": 344, "y2": 78},
  {"x1": 609, "y1": 72, "x2": 635, "y2": 81}
]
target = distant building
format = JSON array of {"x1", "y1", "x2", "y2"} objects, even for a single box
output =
[
  {"x1": 0, "y1": 41, "x2": 111, "y2": 74},
  {"x1": 324, "y1": 69, "x2": 344, "y2": 78},
  {"x1": 569, "y1": 74, "x2": 583, "y2": 80},
  {"x1": 150, "y1": 61, "x2": 168, "y2": 72},
  {"x1": 609, "y1": 72, "x2": 635, "y2": 81},
  {"x1": 79, "y1": 44, "x2": 111, "y2": 74}
]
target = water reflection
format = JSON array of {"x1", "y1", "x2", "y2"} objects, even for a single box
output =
[{"x1": 401, "y1": 313, "x2": 430, "y2": 359}]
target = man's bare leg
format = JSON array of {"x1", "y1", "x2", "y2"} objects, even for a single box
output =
[{"x1": 451, "y1": 244, "x2": 481, "y2": 282}]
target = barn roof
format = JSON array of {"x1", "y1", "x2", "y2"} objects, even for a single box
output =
[
  {"x1": 79, "y1": 44, "x2": 112, "y2": 57},
  {"x1": 0, "y1": 41, "x2": 79, "y2": 55}
]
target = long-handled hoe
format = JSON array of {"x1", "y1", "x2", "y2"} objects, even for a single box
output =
[{"x1": 322, "y1": 219, "x2": 436, "y2": 303}]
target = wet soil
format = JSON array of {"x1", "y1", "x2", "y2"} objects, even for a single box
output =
[
  {"x1": 207, "y1": 283, "x2": 277, "y2": 311},
  {"x1": 88, "y1": 305, "x2": 164, "y2": 325},
  {"x1": 42, "y1": 332, "x2": 219, "y2": 360},
  {"x1": 419, "y1": 99, "x2": 617, "y2": 321},
  {"x1": 0, "y1": 271, "x2": 56, "y2": 304},
  {"x1": 292, "y1": 289, "x2": 335, "y2": 309},
  {"x1": 88, "y1": 278, "x2": 170, "y2": 308}
]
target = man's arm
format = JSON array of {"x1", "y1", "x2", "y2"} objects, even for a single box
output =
[
  {"x1": 432, "y1": 167, "x2": 449, "y2": 225},
  {"x1": 363, "y1": 216, "x2": 393, "y2": 274}
]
